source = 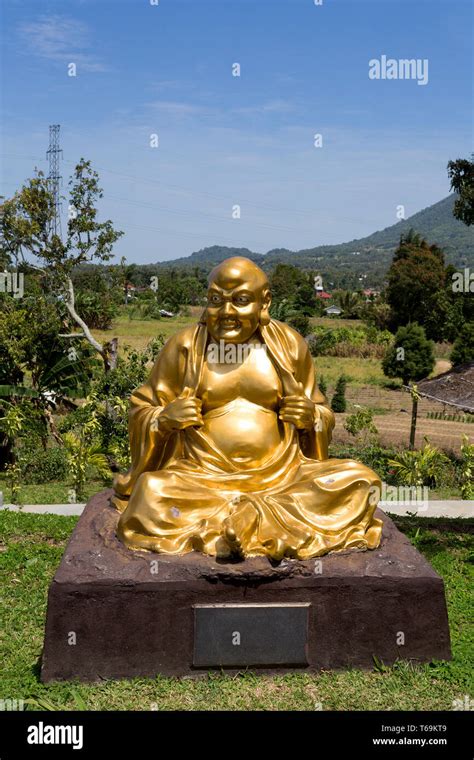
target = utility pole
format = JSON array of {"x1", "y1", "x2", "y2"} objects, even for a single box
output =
[{"x1": 46, "y1": 124, "x2": 63, "y2": 239}]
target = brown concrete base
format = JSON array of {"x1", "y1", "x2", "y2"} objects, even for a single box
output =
[{"x1": 40, "y1": 489, "x2": 451, "y2": 682}]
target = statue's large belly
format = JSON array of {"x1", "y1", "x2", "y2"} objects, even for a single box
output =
[{"x1": 202, "y1": 397, "x2": 281, "y2": 467}]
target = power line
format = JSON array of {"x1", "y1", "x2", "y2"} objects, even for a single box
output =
[{"x1": 0, "y1": 151, "x2": 382, "y2": 227}]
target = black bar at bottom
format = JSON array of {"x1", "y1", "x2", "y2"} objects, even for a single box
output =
[{"x1": 0, "y1": 710, "x2": 470, "y2": 758}]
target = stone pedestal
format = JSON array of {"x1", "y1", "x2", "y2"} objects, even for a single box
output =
[{"x1": 41, "y1": 490, "x2": 451, "y2": 682}]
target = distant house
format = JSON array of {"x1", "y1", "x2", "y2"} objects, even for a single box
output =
[
  {"x1": 316, "y1": 291, "x2": 332, "y2": 300},
  {"x1": 324, "y1": 305, "x2": 343, "y2": 316},
  {"x1": 124, "y1": 282, "x2": 137, "y2": 302},
  {"x1": 363, "y1": 288, "x2": 379, "y2": 299}
]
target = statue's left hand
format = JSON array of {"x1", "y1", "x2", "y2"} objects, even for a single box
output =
[{"x1": 279, "y1": 385, "x2": 316, "y2": 430}]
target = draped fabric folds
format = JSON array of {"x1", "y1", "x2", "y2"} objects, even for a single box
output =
[{"x1": 112, "y1": 319, "x2": 382, "y2": 560}]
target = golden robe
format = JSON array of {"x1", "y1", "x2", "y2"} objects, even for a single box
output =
[{"x1": 113, "y1": 319, "x2": 382, "y2": 560}]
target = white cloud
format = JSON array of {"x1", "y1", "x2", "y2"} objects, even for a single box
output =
[
  {"x1": 145, "y1": 97, "x2": 294, "y2": 121},
  {"x1": 19, "y1": 15, "x2": 108, "y2": 72},
  {"x1": 232, "y1": 99, "x2": 294, "y2": 116},
  {"x1": 146, "y1": 100, "x2": 215, "y2": 117}
]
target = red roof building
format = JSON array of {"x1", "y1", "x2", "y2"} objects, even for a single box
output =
[{"x1": 316, "y1": 291, "x2": 332, "y2": 299}]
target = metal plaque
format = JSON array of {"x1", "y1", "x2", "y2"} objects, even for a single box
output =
[{"x1": 193, "y1": 603, "x2": 310, "y2": 667}]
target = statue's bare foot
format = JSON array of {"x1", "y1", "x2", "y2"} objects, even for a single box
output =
[{"x1": 223, "y1": 525, "x2": 245, "y2": 559}]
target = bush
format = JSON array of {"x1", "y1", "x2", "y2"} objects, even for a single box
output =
[
  {"x1": 331, "y1": 375, "x2": 347, "y2": 412},
  {"x1": 307, "y1": 330, "x2": 337, "y2": 357},
  {"x1": 459, "y1": 435, "x2": 473, "y2": 499},
  {"x1": 288, "y1": 314, "x2": 311, "y2": 337},
  {"x1": 329, "y1": 443, "x2": 399, "y2": 483},
  {"x1": 450, "y1": 323, "x2": 474, "y2": 366},
  {"x1": 20, "y1": 446, "x2": 69, "y2": 484},
  {"x1": 307, "y1": 326, "x2": 392, "y2": 357},
  {"x1": 61, "y1": 337, "x2": 166, "y2": 471},
  {"x1": 387, "y1": 440, "x2": 451, "y2": 487},
  {"x1": 344, "y1": 406, "x2": 378, "y2": 444},
  {"x1": 318, "y1": 375, "x2": 327, "y2": 397},
  {"x1": 141, "y1": 301, "x2": 163, "y2": 320},
  {"x1": 75, "y1": 290, "x2": 119, "y2": 330},
  {"x1": 325, "y1": 341, "x2": 386, "y2": 358}
]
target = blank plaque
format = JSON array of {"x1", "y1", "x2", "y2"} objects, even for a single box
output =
[{"x1": 193, "y1": 603, "x2": 310, "y2": 667}]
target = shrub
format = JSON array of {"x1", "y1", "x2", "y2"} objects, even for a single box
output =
[
  {"x1": 344, "y1": 406, "x2": 378, "y2": 445},
  {"x1": 318, "y1": 375, "x2": 327, "y2": 397},
  {"x1": 20, "y1": 446, "x2": 69, "y2": 484},
  {"x1": 331, "y1": 375, "x2": 347, "y2": 412},
  {"x1": 307, "y1": 326, "x2": 393, "y2": 358},
  {"x1": 307, "y1": 330, "x2": 337, "y2": 357},
  {"x1": 75, "y1": 290, "x2": 119, "y2": 330},
  {"x1": 325, "y1": 341, "x2": 386, "y2": 358},
  {"x1": 387, "y1": 440, "x2": 451, "y2": 487},
  {"x1": 288, "y1": 314, "x2": 311, "y2": 337},
  {"x1": 141, "y1": 301, "x2": 163, "y2": 320},
  {"x1": 329, "y1": 443, "x2": 399, "y2": 483},
  {"x1": 459, "y1": 435, "x2": 474, "y2": 499},
  {"x1": 450, "y1": 323, "x2": 474, "y2": 366},
  {"x1": 59, "y1": 337, "x2": 166, "y2": 474}
]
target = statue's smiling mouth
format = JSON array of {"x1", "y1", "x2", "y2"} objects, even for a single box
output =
[{"x1": 219, "y1": 319, "x2": 240, "y2": 329}]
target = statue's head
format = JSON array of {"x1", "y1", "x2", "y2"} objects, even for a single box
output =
[{"x1": 204, "y1": 257, "x2": 271, "y2": 344}]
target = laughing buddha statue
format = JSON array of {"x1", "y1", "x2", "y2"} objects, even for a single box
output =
[{"x1": 113, "y1": 257, "x2": 383, "y2": 560}]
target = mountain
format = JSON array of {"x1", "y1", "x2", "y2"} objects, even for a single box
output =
[
  {"x1": 155, "y1": 245, "x2": 265, "y2": 269},
  {"x1": 154, "y1": 195, "x2": 473, "y2": 288}
]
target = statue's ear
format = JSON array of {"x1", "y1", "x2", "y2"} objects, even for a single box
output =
[{"x1": 259, "y1": 289, "x2": 271, "y2": 326}]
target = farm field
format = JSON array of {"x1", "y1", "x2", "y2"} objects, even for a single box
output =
[{"x1": 91, "y1": 312, "x2": 471, "y2": 457}]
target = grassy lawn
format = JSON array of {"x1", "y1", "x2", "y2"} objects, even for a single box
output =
[
  {"x1": 310, "y1": 317, "x2": 364, "y2": 329},
  {"x1": 0, "y1": 477, "x2": 111, "y2": 505},
  {"x1": 91, "y1": 308, "x2": 199, "y2": 355},
  {"x1": 0, "y1": 512, "x2": 472, "y2": 711},
  {"x1": 315, "y1": 356, "x2": 387, "y2": 386}
]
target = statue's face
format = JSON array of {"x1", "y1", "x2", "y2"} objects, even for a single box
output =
[{"x1": 206, "y1": 265, "x2": 270, "y2": 344}]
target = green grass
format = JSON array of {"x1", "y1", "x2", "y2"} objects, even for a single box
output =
[
  {"x1": 0, "y1": 512, "x2": 472, "y2": 711},
  {"x1": 0, "y1": 476, "x2": 110, "y2": 505},
  {"x1": 315, "y1": 356, "x2": 387, "y2": 386},
  {"x1": 310, "y1": 317, "x2": 364, "y2": 329},
  {"x1": 91, "y1": 309, "x2": 198, "y2": 354}
]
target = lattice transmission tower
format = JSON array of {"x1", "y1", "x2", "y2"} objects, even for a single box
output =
[{"x1": 46, "y1": 124, "x2": 63, "y2": 239}]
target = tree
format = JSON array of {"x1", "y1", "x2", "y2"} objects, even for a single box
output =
[
  {"x1": 294, "y1": 277, "x2": 317, "y2": 316},
  {"x1": 333, "y1": 290, "x2": 362, "y2": 319},
  {"x1": 269, "y1": 264, "x2": 301, "y2": 303},
  {"x1": 331, "y1": 375, "x2": 347, "y2": 413},
  {"x1": 382, "y1": 323, "x2": 435, "y2": 386},
  {"x1": 0, "y1": 160, "x2": 124, "y2": 372},
  {"x1": 447, "y1": 156, "x2": 474, "y2": 226},
  {"x1": 450, "y1": 323, "x2": 474, "y2": 366},
  {"x1": 386, "y1": 231, "x2": 447, "y2": 339},
  {"x1": 269, "y1": 264, "x2": 318, "y2": 316},
  {"x1": 0, "y1": 282, "x2": 96, "y2": 460},
  {"x1": 359, "y1": 300, "x2": 392, "y2": 331},
  {"x1": 383, "y1": 323, "x2": 435, "y2": 449}
]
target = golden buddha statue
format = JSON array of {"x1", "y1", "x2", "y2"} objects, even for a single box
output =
[{"x1": 113, "y1": 257, "x2": 382, "y2": 560}]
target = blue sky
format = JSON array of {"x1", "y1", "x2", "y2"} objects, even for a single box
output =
[{"x1": 1, "y1": 0, "x2": 472, "y2": 263}]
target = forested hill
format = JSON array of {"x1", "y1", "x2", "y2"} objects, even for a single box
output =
[{"x1": 154, "y1": 195, "x2": 472, "y2": 284}]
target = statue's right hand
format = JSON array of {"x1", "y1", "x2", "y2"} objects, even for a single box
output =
[{"x1": 158, "y1": 393, "x2": 203, "y2": 432}]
